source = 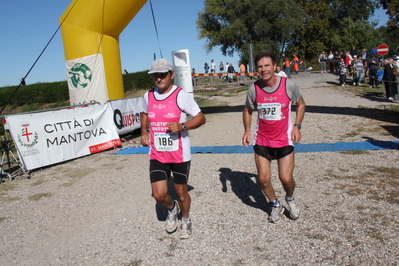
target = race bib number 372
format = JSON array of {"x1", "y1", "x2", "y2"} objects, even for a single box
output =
[
  {"x1": 258, "y1": 103, "x2": 282, "y2": 120},
  {"x1": 154, "y1": 132, "x2": 179, "y2": 152}
]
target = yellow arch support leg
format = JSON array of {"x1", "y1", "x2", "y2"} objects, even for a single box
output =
[{"x1": 59, "y1": 0, "x2": 148, "y2": 104}]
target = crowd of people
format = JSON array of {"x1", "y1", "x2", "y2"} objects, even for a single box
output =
[
  {"x1": 318, "y1": 46, "x2": 398, "y2": 102},
  {"x1": 197, "y1": 48, "x2": 398, "y2": 102},
  {"x1": 202, "y1": 60, "x2": 247, "y2": 83}
]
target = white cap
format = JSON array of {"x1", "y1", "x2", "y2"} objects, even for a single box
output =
[
  {"x1": 148, "y1": 58, "x2": 174, "y2": 74},
  {"x1": 353, "y1": 55, "x2": 357, "y2": 58}
]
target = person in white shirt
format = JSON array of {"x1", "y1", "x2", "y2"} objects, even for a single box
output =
[
  {"x1": 328, "y1": 51, "x2": 334, "y2": 73},
  {"x1": 210, "y1": 59, "x2": 216, "y2": 73},
  {"x1": 275, "y1": 65, "x2": 287, "y2": 77},
  {"x1": 319, "y1": 51, "x2": 327, "y2": 73}
]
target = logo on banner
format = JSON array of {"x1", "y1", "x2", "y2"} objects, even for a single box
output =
[
  {"x1": 113, "y1": 109, "x2": 140, "y2": 130},
  {"x1": 17, "y1": 123, "x2": 39, "y2": 148},
  {"x1": 68, "y1": 63, "x2": 92, "y2": 89}
]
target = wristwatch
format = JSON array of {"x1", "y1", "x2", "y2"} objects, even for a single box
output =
[
  {"x1": 181, "y1": 123, "x2": 187, "y2": 131},
  {"x1": 294, "y1": 124, "x2": 301, "y2": 130}
]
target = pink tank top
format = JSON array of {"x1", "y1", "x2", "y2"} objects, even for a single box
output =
[
  {"x1": 148, "y1": 87, "x2": 184, "y2": 163},
  {"x1": 254, "y1": 78, "x2": 293, "y2": 147}
]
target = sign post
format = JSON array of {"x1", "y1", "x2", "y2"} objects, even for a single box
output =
[{"x1": 377, "y1": 44, "x2": 389, "y2": 56}]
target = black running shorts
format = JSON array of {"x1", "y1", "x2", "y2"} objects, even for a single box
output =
[
  {"x1": 149, "y1": 160, "x2": 191, "y2": 184},
  {"x1": 253, "y1": 145, "x2": 294, "y2": 160}
]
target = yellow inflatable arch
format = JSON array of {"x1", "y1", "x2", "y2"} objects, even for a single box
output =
[{"x1": 59, "y1": 0, "x2": 148, "y2": 105}]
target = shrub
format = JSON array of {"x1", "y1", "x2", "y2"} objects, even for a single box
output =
[
  {"x1": 0, "y1": 70, "x2": 152, "y2": 115},
  {"x1": 123, "y1": 71, "x2": 154, "y2": 92}
]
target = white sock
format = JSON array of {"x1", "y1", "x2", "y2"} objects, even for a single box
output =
[{"x1": 286, "y1": 196, "x2": 295, "y2": 201}]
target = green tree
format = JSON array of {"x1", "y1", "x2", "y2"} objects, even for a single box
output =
[
  {"x1": 382, "y1": 0, "x2": 399, "y2": 53},
  {"x1": 197, "y1": 0, "x2": 391, "y2": 65},
  {"x1": 197, "y1": 0, "x2": 303, "y2": 65},
  {"x1": 329, "y1": 0, "x2": 379, "y2": 22},
  {"x1": 290, "y1": 0, "x2": 331, "y2": 60}
]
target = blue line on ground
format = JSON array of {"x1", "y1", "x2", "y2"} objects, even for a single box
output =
[{"x1": 114, "y1": 140, "x2": 399, "y2": 155}]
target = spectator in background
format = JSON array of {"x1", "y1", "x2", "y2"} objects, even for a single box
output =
[
  {"x1": 284, "y1": 56, "x2": 291, "y2": 77},
  {"x1": 366, "y1": 54, "x2": 380, "y2": 88},
  {"x1": 390, "y1": 57, "x2": 399, "y2": 101},
  {"x1": 275, "y1": 65, "x2": 287, "y2": 77},
  {"x1": 224, "y1": 62, "x2": 229, "y2": 80},
  {"x1": 227, "y1": 63, "x2": 236, "y2": 83},
  {"x1": 339, "y1": 63, "x2": 347, "y2": 86},
  {"x1": 192, "y1": 68, "x2": 197, "y2": 86},
  {"x1": 370, "y1": 47, "x2": 378, "y2": 56},
  {"x1": 210, "y1": 59, "x2": 216, "y2": 73},
  {"x1": 345, "y1": 51, "x2": 352, "y2": 70},
  {"x1": 352, "y1": 55, "x2": 364, "y2": 86},
  {"x1": 239, "y1": 62, "x2": 246, "y2": 81},
  {"x1": 334, "y1": 51, "x2": 341, "y2": 74},
  {"x1": 350, "y1": 46, "x2": 358, "y2": 58},
  {"x1": 361, "y1": 48, "x2": 367, "y2": 64},
  {"x1": 293, "y1": 54, "x2": 299, "y2": 74},
  {"x1": 318, "y1": 51, "x2": 327, "y2": 73},
  {"x1": 382, "y1": 58, "x2": 393, "y2": 99},
  {"x1": 219, "y1": 61, "x2": 224, "y2": 79},
  {"x1": 328, "y1": 51, "x2": 334, "y2": 73},
  {"x1": 204, "y1": 62, "x2": 210, "y2": 73},
  {"x1": 123, "y1": 69, "x2": 129, "y2": 74},
  {"x1": 20, "y1": 77, "x2": 26, "y2": 85}
]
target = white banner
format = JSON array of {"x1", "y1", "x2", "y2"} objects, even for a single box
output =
[
  {"x1": 108, "y1": 97, "x2": 144, "y2": 135},
  {"x1": 2, "y1": 117, "x2": 9, "y2": 130},
  {"x1": 6, "y1": 104, "x2": 121, "y2": 170},
  {"x1": 66, "y1": 54, "x2": 108, "y2": 105}
]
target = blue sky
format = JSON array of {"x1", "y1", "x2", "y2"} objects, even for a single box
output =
[{"x1": 0, "y1": 0, "x2": 389, "y2": 87}]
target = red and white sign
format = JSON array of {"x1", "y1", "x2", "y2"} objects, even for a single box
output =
[
  {"x1": 5, "y1": 103, "x2": 121, "y2": 170},
  {"x1": 377, "y1": 44, "x2": 389, "y2": 55}
]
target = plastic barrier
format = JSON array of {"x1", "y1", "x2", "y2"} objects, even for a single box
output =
[{"x1": 192, "y1": 73, "x2": 259, "y2": 77}]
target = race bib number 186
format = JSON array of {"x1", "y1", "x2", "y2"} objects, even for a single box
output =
[{"x1": 154, "y1": 132, "x2": 179, "y2": 152}]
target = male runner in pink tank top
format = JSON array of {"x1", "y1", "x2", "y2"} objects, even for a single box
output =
[
  {"x1": 242, "y1": 50, "x2": 306, "y2": 223},
  {"x1": 141, "y1": 59, "x2": 206, "y2": 238}
]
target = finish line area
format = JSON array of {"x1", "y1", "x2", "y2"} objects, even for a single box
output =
[{"x1": 114, "y1": 140, "x2": 399, "y2": 155}]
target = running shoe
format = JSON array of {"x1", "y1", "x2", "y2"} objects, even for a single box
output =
[
  {"x1": 165, "y1": 200, "x2": 180, "y2": 233},
  {"x1": 268, "y1": 203, "x2": 283, "y2": 223},
  {"x1": 180, "y1": 219, "x2": 192, "y2": 239},
  {"x1": 286, "y1": 198, "x2": 301, "y2": 220}
]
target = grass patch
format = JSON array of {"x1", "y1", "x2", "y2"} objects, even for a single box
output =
[
  {"x1": 336, "y1": 84, "x2": 399, "y2": 112},
  {"x1": 0, "y1": 182, "x2": 16, "y2": 192},
  {"x1": 333, "y1": 165, "x2": 399, "y2": 205},
  {"x1": 340, "y1": 131, "x2": 359, "y2": 138},
  {"x1": 0, "y1": 217, "x2": 8, "y2": 223},
  {"x1": 339, "y1": 150, "x2": 370, "y2": 155},
  {"x1": 60, "y1": 181, "x2": 75, "y2": 187},
  {"x1": 20, "y1": 103, "x2": 43, "y2": 113},
  {"x1": 30, "y1": 179, "x2": 48, "y2": 186},
  {"x1": 366, "y1": 227, "x2": 384, "y2": 242},
  {"x1": 123, "y1": 260, "x2": 143, "y2": 266},
  {"x1": 28, "y1": 192, "x2": 52, "y2": 201},
  {"x1": 58, "y1": 168, "x2": 92, "y2": 187},
  {"x1": 0, "y1": 194, "x2": 21, "y2": 202}
]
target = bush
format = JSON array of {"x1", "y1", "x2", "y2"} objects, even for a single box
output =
[
  {"x1": 123, "y1": 71, "x2": 154, "y2": 92},
  {"x1": 0, "y1": 70, "x2": 153, "y2": 115}
]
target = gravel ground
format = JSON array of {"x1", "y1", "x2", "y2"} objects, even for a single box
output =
[{"x1": 1, "y1": 72, "x2": 398, "y2": 266}]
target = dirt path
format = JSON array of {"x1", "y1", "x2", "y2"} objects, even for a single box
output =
[{"x1": 0, "y1": 72, "x2": 398, "y2": 266}]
